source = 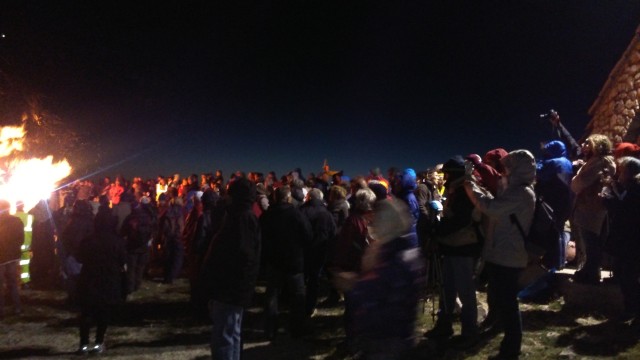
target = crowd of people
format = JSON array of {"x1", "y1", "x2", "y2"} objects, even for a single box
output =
[{"x1": 2, "y1": 117, "x2": 640, "y2": 360}]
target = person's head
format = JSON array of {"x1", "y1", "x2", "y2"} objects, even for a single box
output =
[
  {"x1": 582, "y1": 134, "x2": 612, "y2": 159},
  {"x1": 275, "y1": 185, "x2": 292, "y2": 204},
  {"x1": 188, "y1": 174, "x2": 198, "y2": 185},
  {"x1": 306, "y1": 188, "x2": 324, "y2": 202},
  {"x1": 441, "y1": 156, "x2": 466, "y2": 183},
  {"x1": 350, "y1": 176, "x2": 367, "y2": 195},
  {"x1": 354, "y1": 188, "x2": 377, "y2": 212},
  {"x1": 396, "y1": 168, "x2": 417, "y2": 193},
  {"x1": 328, "y1": 185, "x2": 347, "y2": 203},
  {"x1": 484, "y1": 148, "x2": 509, "y2": 174},
  {"x1": 73, "y1": 199, "x2": 94, "y2": 217},
  {"x1": 541, "y1": 140, "x2": 568, "y2": 160},
  {"x1": 616, "y1": 156, "x2": 640, "y2": 190},
  {"x1": 501, "y1": 149, "x2": 536, "y2": 186},
  {"x1": 613, "y1": 142, "x2": 640, "y2": 159},
  {"x1": 0, "y1": 200, "x2": 10, "y2": 215}
]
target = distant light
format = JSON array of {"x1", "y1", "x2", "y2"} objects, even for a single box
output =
[{"x1": 1, "y1": 34, "x2": 5, "y2": 38}]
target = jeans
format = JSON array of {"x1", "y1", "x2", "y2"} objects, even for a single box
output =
[
  {"x1": 209, "y1": 300, "x2": 243, "y2": 360},
  {"x1": 439, "y1": 255, "x2": 478, "y2": 336},
  {"x1": 0, "y1": 260, "x2": 20, "y2": 315},
  {"x1": 264, "y1": 268, "x2": 306, "y2": 338},
  {"x1": 486, "y1": 262, "x2": 523, "y2": 357}
]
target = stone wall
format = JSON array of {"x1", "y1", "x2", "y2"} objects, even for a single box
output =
[{"x1": 588, "y1": 28, "x2": 640, "y2": 144}]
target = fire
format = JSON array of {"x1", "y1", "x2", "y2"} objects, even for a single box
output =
[{"x1": 0, "y1": 125, "x2": 72, "y2": 212}]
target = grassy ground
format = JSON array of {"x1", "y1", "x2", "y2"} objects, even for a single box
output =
[{"x1": 1, "y1": 271, "x2": 640, "y2": 359}]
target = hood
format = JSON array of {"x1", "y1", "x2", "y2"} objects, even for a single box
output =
[
  {"x1": 228, "y1": 178, "x2": 256, "y2": 210},
  {"x1": 484, "y1": 148, "x2": 508, "y2": 173},
  {"x1": 543, "y1": 140, "x2": 567, "y2": 160},
  {"x1": 502, "y1": 149, "x2": 536, "y2": 186},
  {"x1": 397, "y1": 168, "x2": 417, "y2": 192},
  {"x1": 614, "y1": 142, "x2": 640, "y2": 159}
]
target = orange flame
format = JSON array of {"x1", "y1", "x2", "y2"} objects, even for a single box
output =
[{"x1": 0, "y1": 125, "x2": 72, "y2": 212}]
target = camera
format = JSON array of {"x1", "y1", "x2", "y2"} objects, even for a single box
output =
[{"x1": 539, "y1": 109, "x2": 558, "y2": 119}]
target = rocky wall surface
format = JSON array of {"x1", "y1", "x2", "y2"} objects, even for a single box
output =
[{"x1": 589, "y1": 34, "x2": 640, "y2": 144}]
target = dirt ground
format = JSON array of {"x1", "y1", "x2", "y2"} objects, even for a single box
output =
[{"x1": 2, "y1": 271, "x2": 640, "y2": 360}]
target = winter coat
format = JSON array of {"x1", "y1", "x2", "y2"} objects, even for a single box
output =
[
  {"x1": 299, "y1": 199, "x2": 337, "y2": 248},
  {"x1": 436, "y1": 176, "x2": 481, "y2": 257},
  {"x1": 332, "y1": 210, "x2": 372, "y2": 273},
  {"x1": 260, "y1": 202, "x2": 313, "y2": 274},
  {"x1": 396, "y1": 169, "x2": 420, "y2": 226},
  {"x1": 60, "y1": 201, "x2": 95, "y2": 259},
  {"x1": 329, "y1": 199, "x2": 350, "y2": 230},
  {"x1": 604, "y1": 181, "x2": 640, "y2": 260},
  {"x1": 77, "y1": 224, "x2": 127, "y2": 306},
  {"x1": 466, "y1": 150, "x2": 536, "y2": 268},
  {"x1": 121, "y1": 204, "x2": 158, "y2": 254},
  {"x1": 571, "y1": 154, "x2": 616, "y2": 235},
  {"x1": 202, "y1": 178, "x2": 261, "y2": 307},
  {"x1": 536, "y1": 140, "x2": 574, "y2": 227}
]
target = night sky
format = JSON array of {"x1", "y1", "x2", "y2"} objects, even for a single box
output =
[{"x1": 2, "y1": 1, "x2": 640, "y2": 180}]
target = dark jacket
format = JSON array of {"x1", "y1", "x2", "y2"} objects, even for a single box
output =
[
  {"x1": 260, "y1": 202, "x2": 312, "y2": 274},
  {"x1": 0, "y1": 213, "x2": 25, "y2": 264},
  {"x1": 332, "y1": 210, "x2": 372, "y2": 273},
  {"x1": 121, "y1": 204, "x2": 158, "y2": 254},
  {"x1": 60, "y1": 200, "x2": 95, "y2": 258},
  {"x1": 437, "y1": 176, "x2": 481, "y2": 257},
  {"x1": 605, "y1": 181, "x2": 640, "y2": 260},
  {"x1": 299, "y1": 199, "x2": 337, "y2": 249},
  {"x1": 77, "y1": 218, "x2": 127, "y2": 306},
  {"x1": 329, "y1": 198, "x2": 350, "y2": 230},
  {"x1": 202, "y1": 178, "x2": 261, "y2": 307}
]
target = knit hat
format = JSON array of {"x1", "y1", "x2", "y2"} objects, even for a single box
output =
[
  {"x1": 614, "y1": 142, "x2": 640, "y2": 159},
  {"x1": 442, "y1": 156, "x2": 465, "y2": 173}
]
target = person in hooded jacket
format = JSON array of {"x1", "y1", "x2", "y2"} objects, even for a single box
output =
[
  {"x1": 464, "y1": 149, "x2": 536, "y2": 360},
  {"x1": 517, "y1": 140, "x2": 574, "y2": 302},
  {"x1": 535, "y1": 141, "x2": 573, "y2": 264},
  {"x1": 200, "y1": 177, "x2": 260, "y2": 360},
  {"x1": 394, "y1": 168, "x2": 420, "y2": 230}
]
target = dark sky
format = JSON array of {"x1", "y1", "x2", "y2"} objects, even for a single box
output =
[{"x1": 2, "y1": 1, "x2": 640, "y2": 180}]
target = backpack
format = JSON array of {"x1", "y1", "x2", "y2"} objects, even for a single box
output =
[{"x1": 510, "y1": 195, "x2": 563, "y2": 269}]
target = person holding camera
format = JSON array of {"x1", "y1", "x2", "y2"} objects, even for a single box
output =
[{"x1": 464, "y1": 150, "x2": 537, "y2": 360}]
